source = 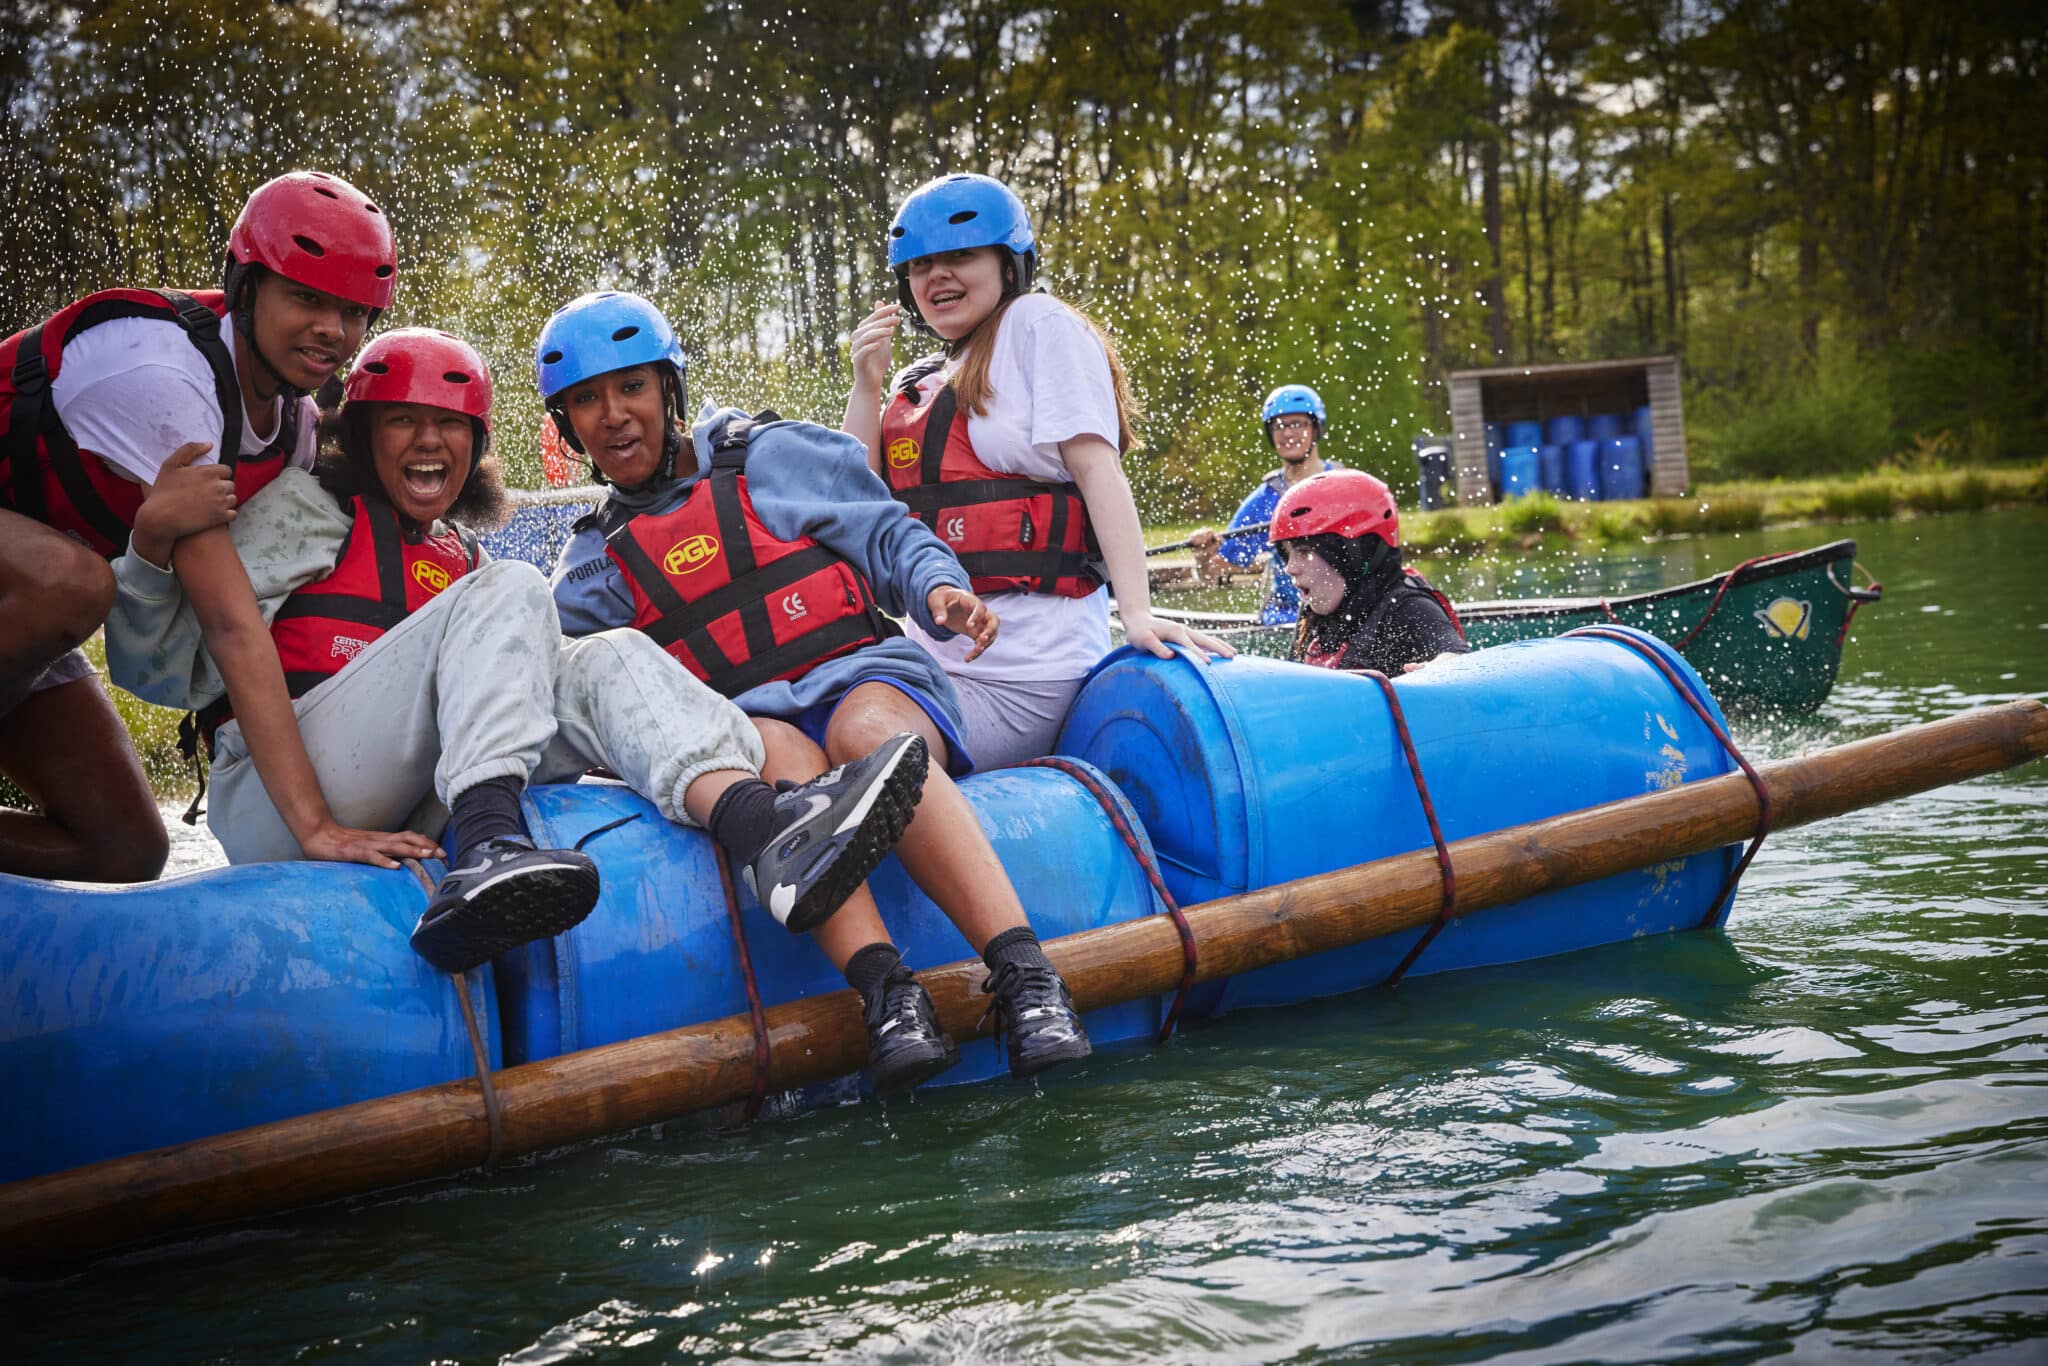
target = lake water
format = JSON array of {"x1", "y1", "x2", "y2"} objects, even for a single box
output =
[{"x1": 15, "y1": 508, "x2": 2048, "y2": 1363}]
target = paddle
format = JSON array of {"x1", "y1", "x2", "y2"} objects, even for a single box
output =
[
  {"x1": 1145, "y1": 520, "x2": 1272, "y2": 557},
  {"x1": 6, "y1": 698, "x2": 2044, "y2": 1269}
]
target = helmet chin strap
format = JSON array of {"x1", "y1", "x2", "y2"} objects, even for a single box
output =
[{"x1": 228, "y1": 269, "x2": 306, "y2": 405}]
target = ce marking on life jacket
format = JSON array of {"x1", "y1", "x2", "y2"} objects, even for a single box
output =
[
  {"x1": 781, "y1": 591, "x2": 808, "y2": 621},
  {"x1": 943, "y1": 515, "x2": 967, "y2": 543}
]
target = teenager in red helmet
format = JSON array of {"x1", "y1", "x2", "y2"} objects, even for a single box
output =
[
  {"x1": 0, "y1": 169, "x2": 413, "y2": 883},
  {"x1": 1270, "y1": 469, "x2": 1470, "y2": 675},
  {"x1": 106, "y1": 328, "x2": 926, "y2": 975}
]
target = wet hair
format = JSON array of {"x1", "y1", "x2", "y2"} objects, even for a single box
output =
[{"x1": 316, "y1": 400, "x2": 511, "y2": 533}]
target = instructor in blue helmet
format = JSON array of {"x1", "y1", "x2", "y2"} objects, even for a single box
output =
[{"x1": 1188, "y1": 384, "x2": 1340, "y2": 625}]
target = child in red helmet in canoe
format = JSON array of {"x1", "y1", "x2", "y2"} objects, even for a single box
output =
[{"x1": 1270, "y1": 469, "x2": 1469, "y2": 674}]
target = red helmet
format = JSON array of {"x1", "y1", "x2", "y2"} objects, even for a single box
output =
[
  {"x1": 227, "y1": 171, "x2": 396, "y2": 310},
  {"x1": 1270, "y1": 468, "x2": 1401, "y2": 548},
  {"x1": 344, "y1": 329, "x2": 493, "y2": 429}
]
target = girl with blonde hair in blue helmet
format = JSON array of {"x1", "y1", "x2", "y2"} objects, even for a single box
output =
[{"x1": 843, "y1": 173, "x2": 1232, "y2": 770}]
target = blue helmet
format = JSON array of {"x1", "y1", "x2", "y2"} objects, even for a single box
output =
[
  {"x1": 1261, "y1": 384, "x2": 1327, "y2": 439},
  {"x1": 887, "y1": 174, "x2": 1037, "y2": 333},
  {"x1": 534, "y1": 291, "x2": 687, "y2": 457}
]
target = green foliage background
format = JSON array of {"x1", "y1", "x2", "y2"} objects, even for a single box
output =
[{"x1": 4, "y1": 0, "x2": 2042, "y2": 522}]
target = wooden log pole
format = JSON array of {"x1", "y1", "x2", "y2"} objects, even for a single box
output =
[{"x1": 4, "y1": 699, "x2": 2044, "y2": 1269}]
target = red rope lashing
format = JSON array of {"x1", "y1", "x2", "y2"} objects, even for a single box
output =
[
  {"x1": 1564, "y1": 626, "x2": 1771, "y2": 928},
  {"x1": 1831, "y1": 561, "x2": 1884, "y2": 646},
  {"x1": 1359, "y1": 671, "x2": 1458, "y2": 988},
  {"x1": 405, "y1": 857, "x2": 503, "y2": 1170},
  {"x1": 1015, "y1": 756, "x2": 1197, "y2": 1042},
  {"x1": 1673, "y1": 552, "x2": 1782, "y2": 651},
  {"x1": 1597, "y1": 598, "x2": 1621, "y2": 624},
  {"x1": 713, "y1": 846, "x2": 773, "y2": 1123}
]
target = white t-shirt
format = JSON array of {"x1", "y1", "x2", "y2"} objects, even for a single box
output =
[
  {"x1": 901, "y1": 293, "x2": 1122, "y2": 682},
  {"x1": 48, "y1": 310, "x2": 318, "y2": 487}
]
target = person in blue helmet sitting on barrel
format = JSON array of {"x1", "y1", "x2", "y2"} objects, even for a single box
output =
[
  {"x1": 1187, "y1": 384, "x2": 1339, "y2": 625},
  {"x1": 537, "y1": 289, "x2": 1097, "y2": 1090}
]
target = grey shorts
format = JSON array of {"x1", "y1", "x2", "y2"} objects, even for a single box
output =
[
  {"x1": 946, "y1": 672, "x2": 1090, "y2": 770},
  {"x1": 0, "y1": 647, "x2": 96, "y2": 721}
]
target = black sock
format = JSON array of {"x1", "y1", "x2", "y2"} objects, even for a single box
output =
[
  {"x1": 451, "y1": 775, "x2": 526, "y2": 866},
  {"x1": 706, "y1": 777, "x2": 780, "y2": 865},
  {"x1": 981, "y1": 925, "x2": 1051, "y2": 975},
  {"x1": 844, "y1": 942, "x2": 905, "y2": 1011}
]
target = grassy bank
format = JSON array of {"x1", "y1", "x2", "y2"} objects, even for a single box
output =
[{"x1": 1148, "y1": 461, "x2": 2048, "y2": 558}]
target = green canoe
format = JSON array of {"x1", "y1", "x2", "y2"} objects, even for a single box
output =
[{"x1": 1141, "y1": 539, "x2": 1882, "y2": 713}]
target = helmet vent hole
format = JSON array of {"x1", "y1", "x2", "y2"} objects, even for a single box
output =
[
  {"x1": 1290, "y1": 505, "x2": 1312, "y2": 517},
  {"x1": 542, "y1": 349, "x2": 564, "y2": 364},
  {"x1": 443, "y1": 371, "x2": 471, "y2": 384},
  {"x1": 374, "y1": 264, "x2": 394, "y2": 278},
  {"x1": 292, "y1": 235, "x2": 326, "y2": 257},
  {"x1": 365, "y1": 203, "x2": 381, "y2": 215},
  {"x1": 890, "y1": 226, "x2": 905, "y2": 237},
  {"x1": 362, "y1": 361, "x2": 390, "y2": 374},
  {"x1": 947, "y1": 210, "x2": 978, "y2": 225},
  {"x1": 313, "y1": 187, "x2": 339, "y2": 200},
  {"x1": 611, "y1": 325, "x2": 640, "y2": 342}
]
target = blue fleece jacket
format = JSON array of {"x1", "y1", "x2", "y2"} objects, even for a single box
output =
[
  {"x1": 1217, "y1": 460, "x2": 1338, "y2": 625},
  {"x1": 550, "y1": 408, "x2": 972, "y2": 724}
]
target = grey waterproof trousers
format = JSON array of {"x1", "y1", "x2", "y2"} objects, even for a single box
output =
[{"x1": 207, "y1": 559, "x2": 764, "y2": 864}]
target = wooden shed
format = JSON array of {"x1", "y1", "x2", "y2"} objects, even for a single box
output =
[{"x1": 1446, "y1": 355, "x2": 1688, "y2": 504}]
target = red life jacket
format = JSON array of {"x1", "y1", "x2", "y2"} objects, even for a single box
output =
[
  {"x1": 268, "y1": 494, "x2": 479, "y2": 699},
  {"x1": 604, "y1": 418, "x2": 895, "y2": 699},
  {"x1": 1301, "y1": 568, "x2": 1467, "y2": 670},
  {"x1": 0, "y1": 288, "x2": 300, "y2": 558},
  {"x1": 880, "y1": 373, "x2": 1102, "y2": 598}
]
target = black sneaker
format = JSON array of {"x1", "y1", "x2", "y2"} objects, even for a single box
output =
[
  {"x1": 980, "y1": 960, "x2": 1094, "y2": 1079},
  {"x1": 745, "y1": 732, "x2": 929, "y2": 933},
  {"x1": 864, "y1": 968, "x2": 960, "y2": 1094},
  {"x1": 410, "y1": 838, "x2": 601, "y2": 973}
]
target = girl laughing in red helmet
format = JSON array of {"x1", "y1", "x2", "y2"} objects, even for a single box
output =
[{"x1": 1270, "y1": 469, "x2": 1470, "y2": 675}]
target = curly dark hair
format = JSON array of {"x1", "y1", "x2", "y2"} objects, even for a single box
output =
[{"x1": 315, "y1": 400, "x2": 512, "y2": 534}]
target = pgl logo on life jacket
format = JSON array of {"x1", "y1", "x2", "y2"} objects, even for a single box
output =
[
  {"x1": 1755, "y1": 596, "x2": 1813, "y2": 640},
  {"x1": 943, "y1": 515, "x2": 967, "y2": 543},
  {"x1": 781, "y1": 591, "x2": 808, "y2": 621},
  {"x1": 411, "y1": 560, "x2": 452, "y2": 595},
  {"x1": 886, "y1": 438, "x2": 921, "y2": 469},
  {"x1": 663, "y1": 534, "x2": 720, "y2": 575}
]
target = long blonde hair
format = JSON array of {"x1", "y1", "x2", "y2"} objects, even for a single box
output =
[{"x1": 948, "y1": 287, "x2": 1143, "y2": 453}]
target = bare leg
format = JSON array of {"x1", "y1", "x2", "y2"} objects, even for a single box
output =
[
  {"x1": 0, "y1": 677, "x2": 168, "y2": 883},
  {"x1": 822, "y1": 682, "x2": 1029, "y2": 955},
  {"x1": 0, "y1": 512, "x2": 164, "y2": 882}
]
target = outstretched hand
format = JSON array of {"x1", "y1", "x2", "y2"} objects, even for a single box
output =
[
  {"x1": 928, "y1": 585, "x2": 999, "y2": 661},
  {"x1": 1119, "y1": 609, "x2": 1237, "y2": 663},
  {"x1": 297, "y1": 817, "x2": 444, "y2": 871}
]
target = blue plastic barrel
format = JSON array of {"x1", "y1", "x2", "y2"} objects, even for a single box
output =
[
  {"x1": 1602, "y1": 435, "x2": 1647, "y2": 500},
  {"x1": 0, "y1": 863, "x2": 494, "y2": 1181},
  {"x1": 1056, "y1": 637, "x2": 1743, "y2": 1015},
  {"x1": 1538, "y1": 443, "x2": 1566, "y2": 493},
  {"x1": 508, "y1": 763, "x2": 1169, "y2": 1087},
  {"x1": 1500, "y1": 446, "x2": 1541, "y2": 499},
  {"x1": 1486, "y1": 445, "x2": 1505, "y2": 502},
  {"x1": 1587, "y1": 412, "x2": 1624, "y2": 441},
  {"x1": 1546, "y1": 415, "x2": 1586, "y2": 446},
  {"x1": 1566, "y1": 439, "x2": 1602, "y2": 500},
  {"x1": 1631, "y1": 406, "x2": 1656, "y2": 479},
  {"x1": 1505, "y1": 420, "x2": 1544, "y2": 448}
]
